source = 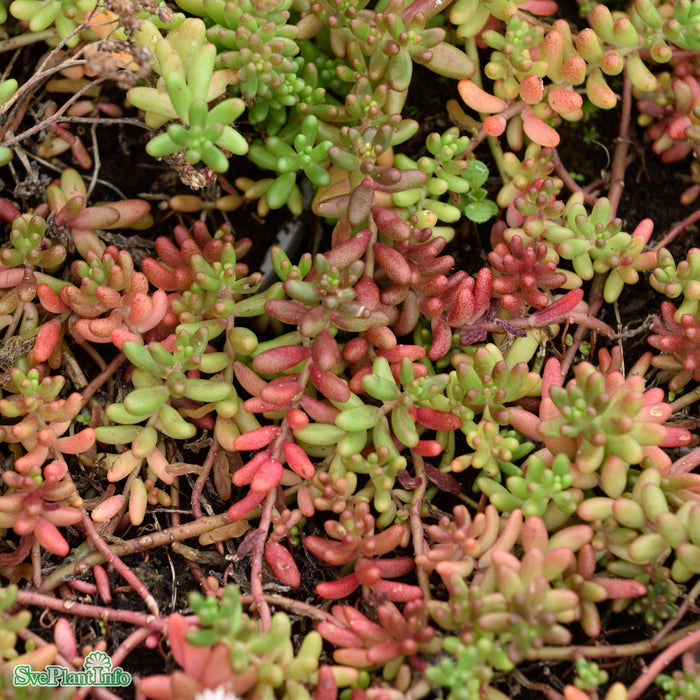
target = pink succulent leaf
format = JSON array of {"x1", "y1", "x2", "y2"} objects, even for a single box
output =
[
  {"x1": 0, "y1": 268, "x2": 27, "y2": 288},
  {"x1": 0, "y1": 197, "x2": 21, "y2": 222},
  {"x1": 528, "y1": 289, "x2": 584, "y2": 325},
  {"x1": 227, "y1": 489, "x2": 266, "y2": 522},
  {"x1": 234, "y1": 426, "x2": 282, "y2": 452},
  {"x1": 260, "y1": 380, "x2": 302, "y2": 406},
  {"x1": 347, "y1": 180, "x2": 374, "y2": 226},
  {"x1": 111, "y1": 328, "x2": 141, "y2": 349},
  {"x1": 548, "y1": 88, "x2": 583, "y2": 114},
  {"x1": 34, "y1": 516, "x2": 70, "y2": 556},
  {"x1": 249, "y1": 458, "x2": 284, "y2": 492},
  {"x1": 483, "y1": 115, "x2": 507, "y2": 137},
  {"x1": 316, "y1": 573, "x2": 361, "y2": 599},
  {"x1": 54, "y1": 618, "x2": 78, "y2": 661},
  {"x1": 458, "y1": 79, "x2": 507, "y2": 113},
  {"x1": 659, "y1": 426, "x2": 693, "y2": 448},
  {"x1": 429, "y1": 316, "x2": 452, "y2": 361},
  {"x1": 317, "y1": 622, "x2": 364, "y2": 649},
  {"x1": 521, "y1": 0, "x2": 558, "y2": 14},
  {"x1": 282, "y1": 440, "x2": 315, "y2": 479},
  {"x1": 55, "y1": 196, "x2": 86, "y2": 226},
  {"x1": 232, "y1": 452, "x2": 271, "y2": 487},
  {"x1": 520, "y1": 74, "x2": 544, "y2": 105},
  {"x1": 55, "y1": 428, "x2": 95, "y2": 454},
  {"x1": 371, "y1": 580, "x2": 423, "y2": 602},
  {"x1": 522, "y1": 108, "x2": 560, "y2": 148},
  {"x1": 37, "y1": 284, "x2": 70, "y2": 313},
  {"x1": 68, "y1": 205, "x2": 121, "y2": 229},
  {"x1": 314, "y1": 665, "x2": 339, "y2": 700},
  {"x1": 374, "y1": 242, "x2": 414, "y2": 285},
  {"x1": 33, "y1": 320, "x2": 62, "y2": 362},
  {"x1": 589, "y1": 577, "x2": 647, "y2": 599},
  {"x1": 264, "y1": 540, "x2": 301, "y2": 587},
  {"x1": 253, "y1": 345, "x2": 312, "y2": 374},
  {"x1": 103, "y1": 199, "x2": 151, "y2": 227}
]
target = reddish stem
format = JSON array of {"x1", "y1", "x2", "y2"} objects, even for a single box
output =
[
  {"x1": 551, "y1": 148, "x2": 597, "y2": 205},
  {"x1": 652, "y1": 207, "x2": 700, "y2": 252},
  {"x1": 110, "y1": 625, "x2": 155, "y2": 668},
  {"x1": 560, "y1": 279, "x2": 605, "y2": 377},
  {"x1": 79, "y1": 508, "x2": 159, "y2": 616},
  {"x1": 408, "y1": 452, "x2": 431, "y2": 600},
  {"x1": 32, "y1": 537, "x2": 42, "y2": 588},
  {"x1": 80, "y1": 351, "x2": 125, "y2": 406},
  {"x1": 650, "y1": 579, "x2": 700, "y2": 648},
  {"x1": 192, "y1": 437, "x2": 219, "y2": 519},
  {"x1": 608, "y1": 72, "x2": 633, "y2": 218},
  {"x1": 170, "y1": 478, "x2": 181, "y2": 529},
  {"x1": 0, "y1": 534, "x2": 32, "y2": 564},
  {"x1": 667, "y1": 445, "x2": 700, "y2": 476},
  {"x1": 250, "y1": 490, "x2": 275, "y2": 630},
  {"x1": 1, "y1": 77, "x2": 106, "y2": 147},
  {"x1": 39, "y1": 512, "x2": 232, "y2": 592},
  {"x1": 78, "y1": 340, "x2": 109, "y2": 372},
  {"x1": 627, "y1": 627, "x2": 700, "y2": 700},
  {"x1": 240, "y1": 592, "x2": 336, "y2": 624},
  {"x1": 15, "y1": 589, "x2": 170, "y2": 629}
]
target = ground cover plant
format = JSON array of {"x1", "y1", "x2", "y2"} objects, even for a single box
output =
[{"x1": 1, "y1": 0, "x2": 700, "y2": 698}]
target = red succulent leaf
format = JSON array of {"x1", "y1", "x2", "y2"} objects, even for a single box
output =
[
  {"x1": 415, "y1": 407, "x2": 461, "y2": 431},
  {"x1": 253, "y1": 345, "x2": 312, "y2": 374},
  {"x1": 264, "y1": 540, "x2": 301, "y2": 587},
  {"x1": 33, "y1": 320, "x2": 61, "y2": 363},
  {"x1": 227, "y1": 490, "x2": 266, "y2": 521},
  {"x1": 283, "y1": 441, "x2": 315, "y2": 479},
  {"x1": 528, "y1": 289, "x2": 584, "y2": 325},
  {"x1": 316, "y1": 573, "x2": 360, "y2": 599},
  {"x1": 374, "y1": 242, "x2": 414, "y2": 285},
  {"x1": 233, "y1": 426, "x2": 281, "y2": 452},
  {"x1": 324, "y1": 228, "x2": 371, "y2": 270}
]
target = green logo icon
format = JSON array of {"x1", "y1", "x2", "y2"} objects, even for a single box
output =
[{"x1": 13, "y1": 650, "x2": 132, "y2": 688}]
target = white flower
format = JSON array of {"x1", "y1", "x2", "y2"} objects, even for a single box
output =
[{"x1": 194, "y1": 687, "x2": 243, "y2": 700}]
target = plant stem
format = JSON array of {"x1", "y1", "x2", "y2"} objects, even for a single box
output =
[
  {"x1": 110, "y1": 625, "x2": 157, "y2": 668},
  {"x1": 32, "y1": 538, "x2": 41, "y2": 588},
  {"x1": 1, "y1": 77, "x2": 105, "y2": 147},
  {"x1": 0, "y1": 30, "x2": 59, "y2": 53},
  {"x1": 551, "y1": 148, "x2": 597, "y2": 205},
  {"x1": 669, "y1": 385, "x2": 700, "y2": 413},
  {"x1": 560, "y1": 275, "x2": 604, "y2": 377},
  {"x1": 80, "y1": 352, "x2": 125, "y2": 406},
  {"x1": 250, "y1": 490, "x2": 275, "y2": 630},
  {"x1": 652, "y1": 207, "x2": 700, "y2": 251},
  {"x1": 528, "y1": 619, "x2": 700, "y2": 662},
  {"x1": 240, "y1": 592, "x2": 336, "y2": 624},
  {"x1": 409, "y1": 452, "x2": 431, "y2": 599},
  {"x1": 607, "y1": 72, "x2": 632, "y2": 218},
  {"x1": 627, "y1": 626, "x2": 700, "y2": 700},
  {"x1": 650, "y1": 578, "x2": 700, "y2": 648},
  {"x1": 191, "y1": 437, "x2": 219, "y2": 518},
  {"x1": 666, "y1": 444, "x2": 700, "y2": 475},
  {"x1": 39, "y1": 512, "x2": 232, "y2": 592},
  {"x1": 15, "y1": 589, "x2": 171, "y2": 629},
  {"x1": 79, "y1": 507, "x2": 160, "y2": 617},
  {"x1": 0, "y1": 534, "x2": 31, "y2": 564}
]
